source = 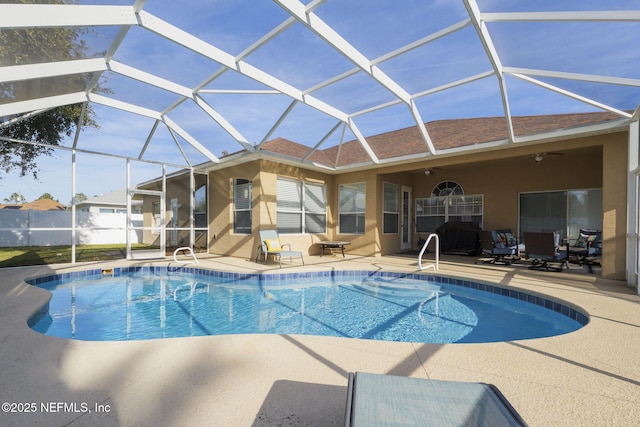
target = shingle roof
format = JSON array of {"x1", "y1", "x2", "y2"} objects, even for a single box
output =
[
  {"x1": 0, "y1": 199, "x2": 66, "y2": 211},
  {"x1": 80, "y1": 188, "x2": 127, "y2": 207},
  {"x1": 250, "y1": 111, "x2": 621, "y2": 169},
  {"x1": 321, "y1": 111, "x2": 623, "y2": 167},
  {"x1": 260, "y1": 137, "x2": 335, "y2": 166}
]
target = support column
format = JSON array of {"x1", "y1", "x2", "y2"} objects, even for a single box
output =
[
  {"x1": 626, "y1": 120, "x2": 639, "y2": 292},
  {"x1": 602, "y1": 137, "x2": 628, "y2": 280},
  {"x1": 71, "y1": 150, "x2": 76, "y2": 264},
  {"x1": 189, "y1": 168, "x2": 195, "y2": 248},
  {"x1": 126, "y1": 159, "x2": 132, "y2": 261}
]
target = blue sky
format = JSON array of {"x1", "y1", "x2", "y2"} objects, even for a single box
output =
[{"x1": 2, "y1": 0, "x2": 640, "y2": 204}]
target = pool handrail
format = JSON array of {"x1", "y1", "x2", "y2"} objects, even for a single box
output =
[
  {"x1": 418, "y1": 233, "x2": 439, "y2": 271},
  {"x1": 173, "y1": 246, "x2": 199, "y2": 265}
]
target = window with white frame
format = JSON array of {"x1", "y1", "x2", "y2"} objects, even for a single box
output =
[
  {"x1": 383, "y1": 182, "x2": 399, "y2": 234},
  {"x1": 339, "y1": 182, "x2": 366, "y2": 234},
  {"x1": 194, "y1": 184, "x2": 207, "y2": 228},
  {"x1": 233, "y1": 178, "x2": 252, "y2": 234},
  {"x1": 432, "y1": 180, "x2": 464, "y2": 197},
  {"x1": 415, "y1": 194, "x2": 483, "y2": 233},
  {"x1": 276, "y1": 177, "x2": 326, "y2": 234},
  {"x1": 304, "y1": 182, "x2": 327, "y2": 234}
]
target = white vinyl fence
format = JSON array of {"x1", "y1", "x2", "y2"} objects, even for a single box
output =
[{"x1": 0, "y1": 210, "x2": 143, "y2": 247}]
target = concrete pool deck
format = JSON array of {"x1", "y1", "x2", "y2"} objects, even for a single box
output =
[{"x1": 0, "y1": 253, "x2": 639, "y2": 426}]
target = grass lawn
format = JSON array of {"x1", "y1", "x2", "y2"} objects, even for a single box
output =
[{"x1": 0, "y1": 244, "x2": 156, "y2": 268}]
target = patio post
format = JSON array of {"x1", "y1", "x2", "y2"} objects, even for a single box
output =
[{"x1": 627, "y1": 120, "x2": 639, "y2": 292}]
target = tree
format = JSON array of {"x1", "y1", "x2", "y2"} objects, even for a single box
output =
[
  {"x1": 0, "y1": 0, "x2": 106, "y2": 180},
  {"x1": 71, "y1": 192, "x2": 88, "y2": 204},
  {"x1": 37, "y1": 193, "x2": 59, "y2": 202},
  {"x1": 3, "y1": 192, "x2": 26, "y2": 204}
]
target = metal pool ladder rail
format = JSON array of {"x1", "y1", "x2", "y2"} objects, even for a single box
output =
[
  {"x1": 173, "y1": 247, "x2": 199, "y2": 265},
  {"x1": 418, "y1": 233, "x2": 439, "y2": 271}
]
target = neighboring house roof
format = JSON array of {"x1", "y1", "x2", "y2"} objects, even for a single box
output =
[
  {"x1": 0, "y1": 199, "x2": 66, "y2": 211},
  {"x1": 75, "y1": 188, "x2": 141, "y2": 209}
]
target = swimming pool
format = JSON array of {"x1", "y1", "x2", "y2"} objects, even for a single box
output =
[{"x1": 27, "y1": 266, "x2": 588, "y2": 343}]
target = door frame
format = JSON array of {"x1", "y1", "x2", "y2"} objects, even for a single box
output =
[{"x1": 401, "y1": 186, "x2": 412, "y2": 250}]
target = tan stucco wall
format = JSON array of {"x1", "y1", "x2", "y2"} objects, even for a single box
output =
[
  {"x1": 407, "y1": 134, "x2": 625, "y2": 279},
  {"x1": 349, "y1": 132, "x2": 626, "y2": 279},
  {"x1": 139, "y1": 173, "x2": 207, "y2": 249},
  {"x1": 140, "y1": 196, "x2": 158, "y2": 247},
  {"x1": 333, "y1": 170, "x2": 379, "y2": 256},
  {"x1": 208, "y1": 162, "x2": 260, "y2": 259},
  {"x1": 159, "y1": 130, "x2": 629, "y2": 280},
  {"x1": 602, "y1": 138, "x2": 628, "y2": 280},
  {"x1": 209, "y1": 160, "x2": 337, "y2": 260},
  {"x1": 413, "y1": 144, "x2": 603, "y2": 234}
]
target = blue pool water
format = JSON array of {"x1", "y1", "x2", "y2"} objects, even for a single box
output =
[{"x1": 28, "y1": 267, "x2": 587, "y2": 343}]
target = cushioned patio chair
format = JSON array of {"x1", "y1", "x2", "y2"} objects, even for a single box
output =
[
  {"x1": 492, "y1": 229, "x2": 525, "y2": 254},
  {"x1": 255, "y1": 229, "x2": 304, "y2": 267},
  {"x1": 345, "y1": 372, "x2": 527, "y2": 427},
  {"x1": 479, "y1": 230, "x2": 518, "y2": 264},
  {"x1": 523, "y1": 231, "x2": 568, "y2": 272},
  {"x1": 566, "y1": 228, "x2": 602, "y2": 272}
]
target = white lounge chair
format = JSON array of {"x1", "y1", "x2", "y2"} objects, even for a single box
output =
[
  {"x1": 345, "y1": 372, "x2": 527, "y2": 426},
  {"x1": 255, "y1": 229, "x2": 304, "y2": 267}
]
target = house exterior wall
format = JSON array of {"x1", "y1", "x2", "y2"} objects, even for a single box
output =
[
  {"x1": 377, "y1": 172, "x2": 416, "y2": 255},
  {"x1": 412, "y1": 144, "x2": 603, "y2": 232},
  {"x1": 209, "y1": 160, "x2": 339, "y2": 259},
  {"x1": 209, "y1": 162, "x2": 260, "y2": 258},
  {"x1": 333, "y1": 169, "x2": 379, "y2": 256},
  {"x1": 141, "y1": 196, "x2": 159, "y2": 247},
  {"x1": 602, "y1": 137, "x2": 628, "y2": 280},
  {"x1": 139, "y1": 173, "x2": 208, "y2": 248},
  {"x1": 165, "y1": 173, "x2": 207, "y2": 248},
  {"x1": 400, "y1": 133, "x2": 623, "y2": 278},
  {"x1": 155, "y1": 129, "x2": 628, "y2": 280}
]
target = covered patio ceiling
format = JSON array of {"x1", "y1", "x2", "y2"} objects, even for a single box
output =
[{"x1": 1, "y1": 0, "x2": 640, "y2": 172}]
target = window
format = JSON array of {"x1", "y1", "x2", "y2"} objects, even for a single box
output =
[
  {"x1": 383, "y1": 182, "x2": 399, "y2": 234},
  {"x1": 276, "y1": 178, "x2": 326, "y2": 234},
  {"x1": 519, "y1": 189, "x2": 602, "y2": 240},
  {"x1": 304, "y1": 182, "x2": 327, "y2": 234},
  {"x1": 339, "y1": 182, "x2": 366, "y2": 234},
  {"x1": 432, "y1": 180, "x2": 463, "y2": 197},
  {"x1": 415, "y1": 196, "x2": 446, "y2": 232},
  {"x1": 415, "y1": 194, "x2": 483, "y2": 233},
  {"x1": 194, "y1": 184, "x2": 207, "y2": 228},
  {"x1": 233, "y1": 178, "x2": 252, "y2": 234}
]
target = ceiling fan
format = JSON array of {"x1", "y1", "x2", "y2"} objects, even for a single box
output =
[
  {"x1": 413, "y1": 167, "x2": 444, "y2": 175},
  {"x1": 534, "y1": 152, "x2": 564, "y2": 163}
]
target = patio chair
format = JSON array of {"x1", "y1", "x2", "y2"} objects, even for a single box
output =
[
  {"x1": 479, "y1": 230, "x2": 517, "y2": 264},
  {"x1": 345, "y1": 372, "x2": 527, "y2": 427},
  {"x1": 255, "y1": 229, "x2": 304, "y2": 267},
  {"x1": 523, "y1": 231, "x2": 568, "y2": 272},
  {"x1": 493, "y1": 229, "x2": 525, "y2": 254},
  {"x1": 566, "y1": 228, "x2": 602, "y2": 272}
]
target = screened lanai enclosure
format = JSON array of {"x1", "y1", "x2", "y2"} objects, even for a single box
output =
[{"x1": 1, "y1": 1, "x2": 640, "y2": 288}]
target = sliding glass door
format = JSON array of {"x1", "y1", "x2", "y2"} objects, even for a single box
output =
[{"x1": 519, "y1": 189, "x2": 602, "y2": 240}]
